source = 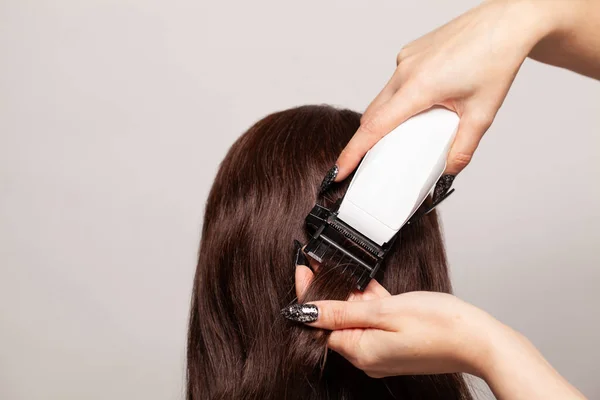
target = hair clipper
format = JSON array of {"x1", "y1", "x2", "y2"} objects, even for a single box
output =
[{"x1": 304, "y1": 107, "x2": 460, "y2": 290}]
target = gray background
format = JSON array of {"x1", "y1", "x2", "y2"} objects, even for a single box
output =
[{"x1": 1, "y1": 0, "x2": 598, "y2": 399}]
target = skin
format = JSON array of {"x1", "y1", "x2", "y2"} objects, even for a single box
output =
[
  {"x1": 335, "y1": 0, "x2": 600, "y2": 180},
  {"x1": 294, "y1": 264, "x2": 586, "y2": 400}
]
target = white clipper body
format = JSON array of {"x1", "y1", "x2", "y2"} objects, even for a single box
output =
[
  {"x1": 304, "y1": 107, "x2": 459, "y2": 290},
  {"x1": 338, "y1": 106, "x2": 460, "y2": 245}
]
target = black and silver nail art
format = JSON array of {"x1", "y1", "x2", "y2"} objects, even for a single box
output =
[
  {"x1": 281, "y1": 303, "x2": 318, "y2": 323},
  {"x1": 432, "y1": 174, "x2": 455, "y2": 203},
  {"x1": 293, "y1": 240, "x2": 309, "y2": 266},
  {"x1": 319, "y1": 165, "x2": 339, "y2": 194}
]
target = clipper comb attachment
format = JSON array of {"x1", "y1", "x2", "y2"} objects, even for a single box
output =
[
  {"x1": 303, "y1": 181, "x2": 456, "y2": 290},
  {"x1": 304, "y1": 203, "x2": 395, "y2": 291}
]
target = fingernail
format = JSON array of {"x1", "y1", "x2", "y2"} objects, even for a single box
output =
[
  {"x1": 433, "y1": 174, "x2": 455, "y2": 203},
  {"x1": 319, "y1": 165, "x2": 339, "y2": 194},
  {"x1": 280, "y1": 303, "x2": 318, "y2": 323},
  {"x1": 293, "y1": 240, "x2": 309, "y2": 266}
]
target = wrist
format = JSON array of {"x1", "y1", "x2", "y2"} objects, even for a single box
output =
[
  {"x1": 509, "y1": 0, "x2": 583, "y2": 47},
  {"x1": 477, "y1": 320, "x2": 526, "y2": 381},
  {"x1": 458, "y1": 309, "x2": 514, "y2": 378},
  {"x1": 489, "y1": 0, "x2": 562, "y2": 53},
  {"x1": 473, "y1": 315, "x2": 586, "y2": 399}
]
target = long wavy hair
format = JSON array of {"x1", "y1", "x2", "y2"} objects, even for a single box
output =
[{"x1": 187, "y1": 105, "x2": 472, "y2": 399}]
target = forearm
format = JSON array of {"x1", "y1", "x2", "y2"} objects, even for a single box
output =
[
  {"x1": 479, "y1": 321, "x2": 585, "y2": 400},
  {"x1": 527, "y1": 0, "x2": 600, "y2": 79}
]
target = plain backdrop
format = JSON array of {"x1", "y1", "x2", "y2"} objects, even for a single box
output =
[{"x1": 1, "y1": 0, "x2": 599, "y2": 399}]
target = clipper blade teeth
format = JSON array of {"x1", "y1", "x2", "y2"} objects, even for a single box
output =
[{"x1": 329, "y1": 220, "x2": 380, "y2": 256}]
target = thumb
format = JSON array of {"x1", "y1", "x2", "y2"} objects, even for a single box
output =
[
  {"x1": 336, "y1": 86, "x2": 433, "y2": 181},
  {"x1": 282, "y1": 299, "x2": 383, "y2": 330},
  {"x1": 445, "y1": 108, "x2": 494, "y2": 175}
]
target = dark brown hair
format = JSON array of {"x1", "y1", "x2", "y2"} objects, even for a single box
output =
[{"x1": 187, "y1": 105, "x2": 472, "y2": 399}]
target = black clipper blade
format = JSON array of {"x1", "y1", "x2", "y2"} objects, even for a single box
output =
[{"x1": 304, "y1": 203, "x2": 393, "y2": 291}]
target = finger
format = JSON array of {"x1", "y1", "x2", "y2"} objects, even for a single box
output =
[
  {"x1": 327, "y1": 328, "x2": 364, "y2": 359},
  {"x1": 363, "y1": 58, "x2": 413, "y2": 122},
  {"x1": 361, "y1": 70, "x2": 404, "y2": 124},
  {"x1": 295, "y1": 264, "x2": 314, "y2": 301},
  {"x1": 445, "y1": 109, "x2": 493, "y2": 175},
  {"x1": 347, "y1": 278, "x2": 391, "y2": 301},
  {"x1": 301, "y1": 299, "x2": 383, "y2": 330},
  {"x1": 336, "y1": 86, "x2": 433, "y2": 181},
  {"x1": 361, "y1": 87, "x2": 395, "y2": 126},
  {"x1": 364, "y1": 278, "x2": 392, "y2": 298}
]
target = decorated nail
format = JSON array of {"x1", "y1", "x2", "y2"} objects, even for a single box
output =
[
  {"x1": 432, "y1": 174, "x2": 455, "y2": 203},
  {"x1": 293, "y1": 240, "x2": 309, "y2": 266},
  {"x1": 319, "y1": 165, "x2": 339, "y2": 194},
  {"x1": 280, "y1": 303, "x2": 318, "y2": 323}
]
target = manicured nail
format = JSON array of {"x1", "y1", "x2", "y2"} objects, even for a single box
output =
[
  {"x1": 293, "y1": 240, "x2": 309, "y2": 266},
  {"x1": 319, "y1": 165, "x2": 339, "y2": 194},
  {"x1": 433, "y1": 174, "x2": 455, "y2": 203},
  {"x1": 280, "y1": 303, "x2": 318, "y2": 323}
]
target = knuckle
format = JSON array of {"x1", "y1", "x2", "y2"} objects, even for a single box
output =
[
  {"x1": 353, "y1": 349, "x2": 375, "y2": 371},
  {"x1": 365, "y1": 370, "x2": 384, "y2": 379},
  {"x1": 331, "y1": 306, "x2": 347, "y2": 328},
  {"x1": 394, "y1": 62, "x2": 416, "y2": 87},
  {"x1": 326, "y1": 336, "x2": 341, "y2": 354},
  {"x1": 359, "y1": 112, "x2": 371, "y2": 125},
  {"x1": 359, "y1": 116, "x2": 383, "y2": 139},
  {"x1": 468, "y1": 110, "x2": 494, "y2": 129},
  {"x1": 410, "y1": 73, "x2": 435, "y2": 96},
  {"x1": 373, "y1": 299, "x2": 389, "y2": 320},
  {"x1": 352, "y1": 354, "x2": 369, "y2": 371},
  {"x1": 450, "y1": 152, "x2": 473, "y2": 170},
  {"x1": 397, "y1": 76, "x2": 433, "y2": 106},
  {"x1": 395, "y1": 52, "x2": 404, "y2": 66},
  {"x1": 396, "y1": 47, "x2": 410, "y2": 66}
]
